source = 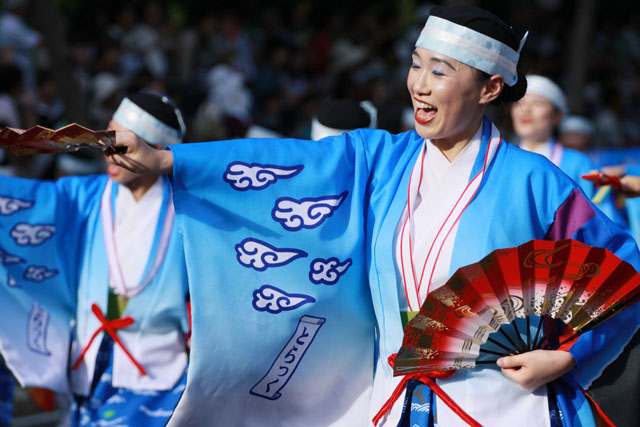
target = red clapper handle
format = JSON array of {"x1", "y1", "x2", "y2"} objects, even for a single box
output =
[{"x1": 581, "y1": 173, "x2": 621, "y2": 189}]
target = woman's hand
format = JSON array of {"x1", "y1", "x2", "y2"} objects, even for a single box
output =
[
  {"x1": 103, "y1": 129, "x2": 174, "y2": 175},
  {"x1": 618, "y1": 175, "x2": 640, "y2": 198},
  {"x1": 496, "y1": 350, "x2": 576, "y2": 391}
]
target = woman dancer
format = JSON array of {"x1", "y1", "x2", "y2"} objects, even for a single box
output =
[{"x1": 105, "y1": 6, "x2": 638, "y2": 427}]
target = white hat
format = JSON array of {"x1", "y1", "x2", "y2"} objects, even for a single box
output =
[{"x1": 525, "y1": 75, "x2": 568, "y2": 114}]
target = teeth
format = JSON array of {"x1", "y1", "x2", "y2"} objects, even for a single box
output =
[{"x1": 416, "y1": 101, "x2": 435, "y2": 110}]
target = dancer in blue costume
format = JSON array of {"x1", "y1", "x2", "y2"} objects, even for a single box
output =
[
  {"x1": 106, "y1": 6, "x2": 640, "y2": 427},
  {"x1": 0, "y1": 92, "x2": 190, "y2": 426},
  {"x1": 511, "y1": 74, "x2": 627, "y2": 228}
]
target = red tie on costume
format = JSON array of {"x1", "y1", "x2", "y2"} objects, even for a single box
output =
[
  {"x1": 372, "y1": 354, "x2": 481, "y2": 427},
  {"x1": 72, "y1": 303, "x2": 147, "y2": 376}
]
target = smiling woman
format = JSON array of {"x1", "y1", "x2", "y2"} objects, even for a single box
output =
[{"x1": 101, "y1": 5, "x2": 640, "y2": 427}]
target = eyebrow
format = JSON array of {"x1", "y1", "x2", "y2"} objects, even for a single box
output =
[{"x1": 430, "y1": 57, "x2": 457, "y2": 71}]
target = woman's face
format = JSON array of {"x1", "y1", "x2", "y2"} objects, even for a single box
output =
[
  {"x1": 407, "y1": 47, "x2": 486, "y2": 146},
  {"x1": 510, "y1": 93, "x2": 562, "y2": 142}
]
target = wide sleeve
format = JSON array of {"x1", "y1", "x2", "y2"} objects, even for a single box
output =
[
  {"x1": 167, "y1": 132, "x2": 390, "y2": 425},
  {"x1": 0, "y1": 174, "x2": 102, "y2": 393},
  {"x1": 543, "y1": 183, "x2": 640, "y2": 388}
]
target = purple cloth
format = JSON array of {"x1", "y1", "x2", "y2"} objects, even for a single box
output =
[{"x1": 545, "y1": 189, "x2": 596, "y2": 240}]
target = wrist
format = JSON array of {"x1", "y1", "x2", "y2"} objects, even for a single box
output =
[{"x1": 159, "y1": 149, "x2": 174, "y2": 175}]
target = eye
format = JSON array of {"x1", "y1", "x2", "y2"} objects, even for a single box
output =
[
  {"x1": 432, "y1": 69, "x2": 446, "y2": 76},
  {"x1": 411, "y1": 62, "x2": 421, "y2": 69}
]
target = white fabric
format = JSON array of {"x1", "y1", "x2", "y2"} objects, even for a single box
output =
[
  {"x1": 391, "y1": 123, "x2": 549, "y2": 426},
  {"x1": 112, "y1": 177, "x2": 163, "y2": 294}
]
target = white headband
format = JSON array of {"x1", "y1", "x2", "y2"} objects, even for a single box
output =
[
  {"x1": 525, "y1": 75, "x2": 568, "y2": 114},
  {"x1": 416, "y1": 15, "x2": 527, "y2": 87},
  {"x1": 112, "y1": 97, "x2": 185, "y2": 146},
  {"x1": 560, "y1": 115, "x2": 594, "y2": 136}
]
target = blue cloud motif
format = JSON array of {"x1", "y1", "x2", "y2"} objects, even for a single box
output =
[
  {"x1": 24, "y1": 266, "x2": 59, "y2": 282},
  {"x1": 0, "y1": 196, "x2": 33, "y2": 215},
  {"x1": 236, "y1": 238, "x2": 307, "y2": 271},
  {"x1": 252, "y1": 285, "x2": 315, "y2": 314},
  {"x1": 309, "y1": 257, "x2": 353, "y2": 285},
  {"x1": 10, "y1": 223, "x2": 55, "y2": 246},
  {"x1": 271, "y1": 191, "x2": 348, "y2": 231},
  {"x1": 223, "y1": 162, "x2": 304, "y2": 191},
  {"x1": 0, "y1": 247, "x2": 24, "y2": 265}
]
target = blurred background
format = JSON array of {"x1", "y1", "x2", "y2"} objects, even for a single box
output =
[
  {"x1": 0, "y1": 0, "x2": 639, "y2": 424},
  {"x1": 0, "y1": 0, "x2": 639, "y2": 179}
]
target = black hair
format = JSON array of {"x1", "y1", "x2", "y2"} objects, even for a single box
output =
[
  {"x1": 429, "y1": 5, "x2": 528, "y2": 104},
  {"x1": 316, "y1": 99, "x2": 372, "y2": 130},
  {"x1": 127, "y1": 91, "x2": 182, "y2": 132}
]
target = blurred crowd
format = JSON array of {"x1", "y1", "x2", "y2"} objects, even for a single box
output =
[{"x1": 0, "y1": 0, "x2": 639, "y2": 180}]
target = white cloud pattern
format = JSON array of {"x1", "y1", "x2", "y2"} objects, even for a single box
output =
[
  {"x1": 0, "y1": 247, "x2": 24, "y2": 265},
  {"x1": 252, "y1": 285, "x2": 315, "y2": 314},
  {"x1": 10, "y1": 223, "x2": 55, "y2": 246},
  {"x1": 139, "y1": 406, "x2": 173, "y2": 418},
  {"x1": 236, "y1": 238, "x2": 307, "y2": 271},
  {"x1": 0, "y1": 196, "x2": 33, "y2": 215},
  {"x1": 309, "y1": 257, "x2": 353, "y2": 285},
  {"x1": 272, "y1": 192, "x2": 348, "y2": 231},
  {"x1": 24, "y1": 265, "x2": 58, "y2": 282},
  {"x1": 223, "y1": 162, "x2": 303, "y2": 191}
]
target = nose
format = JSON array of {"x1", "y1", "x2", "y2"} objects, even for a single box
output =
[{"x1": 411, "y1": 70, "x2": 430, "y2": 96}]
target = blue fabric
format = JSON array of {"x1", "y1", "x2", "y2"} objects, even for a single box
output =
[
  {"x1": 556, "y1": 143, "x2": 627, "y2": 229},
  {"x1": 165, "y1": 123, "x2": 640, "y2": 426},
  {"x1": 0, "y1": 174, "x2": 189, "y2": 418},
  {"x1": 0, "y1": 359, "x2": 13, "y2": 425},
  {"x1": 71, "y1": 335, "x2": 187, "y2": 427}
]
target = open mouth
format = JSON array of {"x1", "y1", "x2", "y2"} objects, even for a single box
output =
[{"x1": 414, "y1": 100, "x2": 437, "y2": 125}]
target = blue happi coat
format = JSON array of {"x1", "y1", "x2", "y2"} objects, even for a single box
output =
[
  {"x1": 549, "y1": 140, "x2": 627, "y2": 229},
  {"x1": 164, "y1": 119, "x2": 640, "y2": 426},
  {"x1": 0, "y1": 174, "x2": 189, "y2": 426}
]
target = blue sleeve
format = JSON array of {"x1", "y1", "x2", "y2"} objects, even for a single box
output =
[{"x1": 0, "y1": 174, "x2": 102, "y2": 391}]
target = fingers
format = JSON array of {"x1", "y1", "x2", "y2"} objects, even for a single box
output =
[
  {"x1": 619, "y1": 176, "x2": 640, "y2": 198},
  {"x1": 496, "y1": 354, "x2": 525, "y2": 369}
]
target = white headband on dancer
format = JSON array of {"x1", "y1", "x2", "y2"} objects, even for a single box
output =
[
  {"x1": 112, "y1": 97, "x2": 185, "y2": 146},
  {"x1": 525, "y1": 75, "x2": 569, "y2": 114},
  {"x1": 416, "y1": 15, "x2": 528, "y2": 87}
]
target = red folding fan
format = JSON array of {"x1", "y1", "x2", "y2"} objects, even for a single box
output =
[
  {"x1": 0, "y1": 124, "x2": 115, "y2": 156},
  {"x1": 394, "y1": 239, "x2": 640, "y2": 376}
]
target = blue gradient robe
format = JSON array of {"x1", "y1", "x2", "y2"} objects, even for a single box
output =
[
  {"x1": 0, "y1": 174, "x2": 189, "y2": 426},
  {"x1": 165, "y1": 121, "x2": 640, "y2": 426}
]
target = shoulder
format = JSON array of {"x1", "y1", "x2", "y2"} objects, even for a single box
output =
[
  {"x1": 352, "y1": 128, "x2": 423, "y2": 170},
  {"x1": 497, "y1": 141, "x2": 578, "y2": 191}
]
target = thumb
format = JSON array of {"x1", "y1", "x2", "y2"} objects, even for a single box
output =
[{"x1": 496, "y1": 354, "x2": 524, "y2": 369}]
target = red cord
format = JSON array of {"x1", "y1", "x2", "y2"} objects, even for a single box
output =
[
  {"x1": 72, "y1": 303, "x2": 147, "y2": 376},
  {"x1": 372, "y1": 354, "x2": 481, "y2": 426}
]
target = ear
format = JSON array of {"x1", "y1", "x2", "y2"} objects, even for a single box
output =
[{"x1": 479, "y1": 74, "x2": 504, "y2": 105}]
